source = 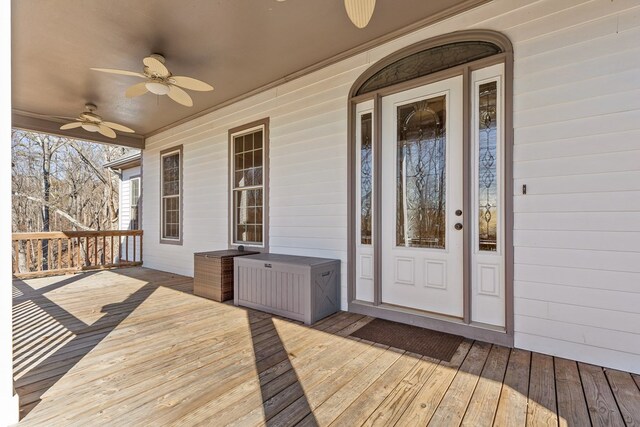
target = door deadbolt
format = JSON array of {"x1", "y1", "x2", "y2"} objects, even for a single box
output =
[
  {"x1": 454, "y1": 223, "x2": 463, "y2": 230},
  {"x1": 455, "y1": 209, "x2": 462, "y2": 216}
]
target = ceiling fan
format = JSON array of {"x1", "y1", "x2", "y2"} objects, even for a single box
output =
[
  {"x1": 344, "y1": 0, "x2": 376, "y2": 28},
  {"x1": 91, "y1": 54, "x2": 213, "y2": 107},
  {"x1": 277, "y1": 0, "x2": 376, "y2": 28},
  {"x1": 59, "y1": 103, "x2": 134, "y2": 139}
]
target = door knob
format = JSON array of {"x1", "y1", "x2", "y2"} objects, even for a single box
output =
[{"x1": 454, "y1": 223, "x2": 463, "y2": 230}]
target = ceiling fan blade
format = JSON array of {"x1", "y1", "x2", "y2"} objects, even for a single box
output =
[
  {"x1": 91, "y1": 68, "x2": 145, "y2": 78},
  {"x1": 170, "y1": 76, "x2": 213, "y2": 92},
  {"x1": 125, "y1": 82, "x2": 149, "y2": 98},
  {"x1": 102, "y1": 121, "x2": 135, "y2": 133},
  {"x1": 168, "y1": 85, "x2": 193, "y2": 107},
  {"x1": 344, "y1": 0, "x2": 376, "y2": 28},
  {"x1": 60, "y1": 122, "x2": 83, "y2": 130},
  {"x1": 98, "y1": 124, "x2": 117, "y2": 139},
  {"x1": 143, "y1": 56, "x2": 170, "y2": 77}
]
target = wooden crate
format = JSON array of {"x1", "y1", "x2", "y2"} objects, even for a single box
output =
[{"x1": 194, "y1": 250, "x2": 259, "y2": 302}]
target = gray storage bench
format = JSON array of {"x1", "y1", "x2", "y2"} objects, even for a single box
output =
[{"x1": 234, "y1": 253, "x2": 340, "y2": 324}]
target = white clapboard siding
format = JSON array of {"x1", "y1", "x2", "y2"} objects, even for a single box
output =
[
  {"x1": 514, "y1": 212, "x2": 640, "y2": 233},
  {"x1": 118, "y1": 166, "x2": 141, "y2": 263},
  {"x1": 143, "y1": 0, "x2": 640, "y2": 373}
]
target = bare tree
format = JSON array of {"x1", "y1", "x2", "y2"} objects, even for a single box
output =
[{"x1": 11, "y1": 130, "x2": 138, "y2": 270}]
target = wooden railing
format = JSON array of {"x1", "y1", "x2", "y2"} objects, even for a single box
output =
[{"x1": 11, "y1": 230, "x2": 143, "y2": 279}]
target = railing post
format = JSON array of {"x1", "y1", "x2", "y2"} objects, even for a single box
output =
[
  {"x1": 57, "y1": 238, "x2": 62, "y2": 270},
  {"x1": 37, "y1": 240, "x2": 42, "y2": 272},
  {"x1": 67, "y1": 238, "x2": 72, "y2": 269},
  {"x1": 26, "y1": 240, "x2": 31, "y2": 272},
  {"x1": 12, "y1": 241, "x2": 18, "y2": 275}
]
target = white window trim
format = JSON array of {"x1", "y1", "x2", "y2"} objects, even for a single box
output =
[
  {"x1": 160, "y1": 146, "x2": 182, "y2": 245},
  {"x1": 229, "y1": 119, "x2": 269, "y2": 250}
]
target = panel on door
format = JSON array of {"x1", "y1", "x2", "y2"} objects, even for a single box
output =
[{"x1": 381, "y1": 76, "x2": 464, "y2": 317}]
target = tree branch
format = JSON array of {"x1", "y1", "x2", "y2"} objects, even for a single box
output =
[{"x1": 12, "y1": 193, "x2": 93, "y2": 231}]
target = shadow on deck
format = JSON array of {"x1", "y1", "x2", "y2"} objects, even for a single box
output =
[{"x1": 12, "y1": 267, "x2": 640, "y2": 426}]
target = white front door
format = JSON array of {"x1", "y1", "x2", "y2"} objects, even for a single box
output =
[{"x1": 381, "y1": 76, "x2": 464, "y2": 317}]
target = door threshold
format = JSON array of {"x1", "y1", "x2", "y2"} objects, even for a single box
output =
[
  {"x1": 379, "y1": 302, "x2": 463, "y2": 324},
  {"x1": 349, "y1": 300, "x2": 513, "y2": 347}
]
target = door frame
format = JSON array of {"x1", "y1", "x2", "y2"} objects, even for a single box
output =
[{"x1": 347, "y1": 30, "x2": 515, "y2": 346}]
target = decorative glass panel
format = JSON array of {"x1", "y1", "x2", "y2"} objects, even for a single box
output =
[
  {"x1": 360, "y1": 113, "x2": 373, "y2": 245},
  {"x1": 396, "y1": 96, "x2": 446, "y2": 249},
  {"x1": 478, "y1": 81, "x2": 498, "y2": 251},
  {"x1": 357, "y1": 41, "x2": 502, "y2": 95}
]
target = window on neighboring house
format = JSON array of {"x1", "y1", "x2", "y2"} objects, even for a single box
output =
[
  {"x1": 160, "y1": 146, "x2": 182, "y2": 243},
  {"x1": 129, "y1": 177, "x2": 141, "y2": 230},
  {"x1": 230, "y1": 120, "x2": 268, "y2": 248}
]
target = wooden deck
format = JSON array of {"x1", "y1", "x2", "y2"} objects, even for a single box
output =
[{"x1": 12, "y1": 267, "x2": 640, "y2": 426}]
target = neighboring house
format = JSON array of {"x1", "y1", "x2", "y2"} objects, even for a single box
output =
[
  {"x1": 137, "y1": 2, "x2": 640, "y2": 375},
  {"x1": 104, "y1": 152, "x2": 142, "y2": 262}
]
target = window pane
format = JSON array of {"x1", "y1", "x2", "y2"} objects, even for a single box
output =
[
  {"x1": 130, "y1": 179, "x2": 140, "y2": 207},
  {"x1": 396, "y1": 96, "x2": 446, "y2": 249},
  {"x1": 234, "y1": 135, "x2": 243, "y2": 153},
  {"x1": 130, "y1": 206, "x2": 139, "y2": 230},
  {"x1": 254, "y1": 149, "x2": 263, "y2": 168},
  {"x1": 163, "y1": 196, "x2": 179, "y2": 239},
  {"x1": 478, "y1": 81, "x2": 498, "y2": 252},
  {"x1": 162, "y1": 153, "x2": 180, "y2": 196},
  {"x1": 360, "y1": 113, "x2": 373, "y2": 245},
  {"x1": 235, "y1": 153, "x2": 243, "y2": 170},
  {"x1": 244, "y1": 150, "x2": 254, "y2": 169},
  {"x1": 254, "y1": 130, "x2": 263, "y2": 149},
  {"x1": 234, "y1": 188, "x2": 264, "y2": 244},
  {"x1": 244, "y1": 132, "x2": 254, "y2": 151}
]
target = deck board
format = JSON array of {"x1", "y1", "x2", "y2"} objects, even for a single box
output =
[
  {"x1": 579, "y1": 363, "x2": 625, "y2": 427},
  {"x1": 556, "y1": 358, "x2": 592, "y2": 427},
  {"x1": 12, "y1": 267, "x2": 640, "y2": 426},
  {"x1": 526, "y1": 352, "x2": 558, "y2": 427},
  {"x1": 461, "y1": 344, "x2": 510, "y2": 427},
  {"x1": 605, "y1": 369, "x2": 640, "y2": 427}
]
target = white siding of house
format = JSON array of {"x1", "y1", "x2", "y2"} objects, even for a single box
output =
[
  {"x1": 120, "y1": 166, "x2": 141, "y2": 262},
  {"x1": 143, "y1": 0, "x2": 640, "y2": 373}
]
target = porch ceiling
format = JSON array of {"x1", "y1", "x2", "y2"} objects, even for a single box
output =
[{"x1": 11, "y1": 0, "x2": 487, "y2": 141}]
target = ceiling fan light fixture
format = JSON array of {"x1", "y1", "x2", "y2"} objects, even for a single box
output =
[
  {"x1": 81, "y1": 122, "x2": 100, "y2": 132},
  {"x1": 145, "y1": 81, "x2": 171, "y2": 95}
]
